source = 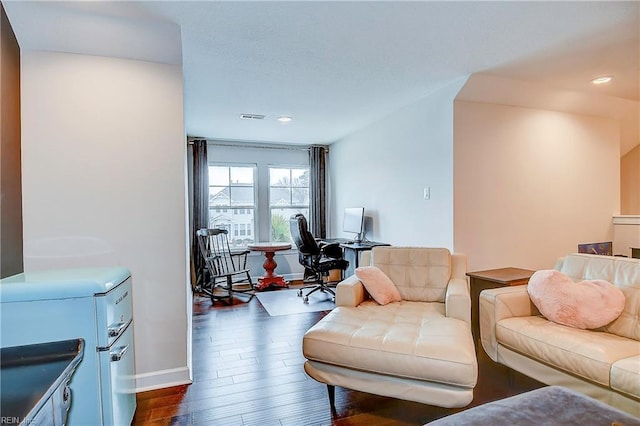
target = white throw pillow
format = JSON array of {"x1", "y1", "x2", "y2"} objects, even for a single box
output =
[{"x1": 355, "y1": 266, "x2": 402, "y2": 305}]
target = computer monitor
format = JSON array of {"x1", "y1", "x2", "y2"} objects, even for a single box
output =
[
  {"x1": 578, "y1": 241, "x2": 612, "y2": 256},
  {"x1": 343, "y1": 207, "x2": 365, "y2": 242}
]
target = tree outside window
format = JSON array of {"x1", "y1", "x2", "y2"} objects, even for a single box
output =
[{"x1": 269, "y1": 167, "x2": 309, "y2": 242}]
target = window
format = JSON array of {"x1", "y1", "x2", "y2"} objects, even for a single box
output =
[
  {"x1": 208, "y1": 165, "x2": 256, "y2": 247},
  {"x1": 269, "y1": 167, "x2": 309, "y2": 242},
  {"x1": 208, "y1": 143, "x2": 310, "y2": 246}
]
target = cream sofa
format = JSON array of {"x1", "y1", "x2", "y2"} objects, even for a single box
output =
[
  {"x1": 302, "y1": 247, "x2": 478, "y2": 408},
  {"x1": 480, "y1": 253, "x2": 640, "y2": 416}
]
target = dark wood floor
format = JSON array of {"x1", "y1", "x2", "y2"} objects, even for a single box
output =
[{"x1": 132, "y1": 289, "x2": 543, "y2": 425}]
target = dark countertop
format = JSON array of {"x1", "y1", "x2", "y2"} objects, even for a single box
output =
[{"x1": 1, "y1": 339, "x2": 84, "y2": 425}]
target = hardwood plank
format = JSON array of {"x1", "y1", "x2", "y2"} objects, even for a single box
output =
[{"x1": 133, "y1": 290, "x2": 543, "y2": 425}]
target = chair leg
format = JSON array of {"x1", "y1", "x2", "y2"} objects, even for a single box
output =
[
  {"x1": 301, "y1": 277, "x2": 337, "y2": 303},
  {"x1": 226, "y1": 276, "x2": 234, "y2": 296},
  {"x1": 225, "y1": 272, "x2": 255, "y2": 302},
  {"x1": 305, "y1": 285, "x2": 323, "y2": 298},
  {"x1": 323, "y1": 286, "x2": 335, "y2": 296},
  {"x1": 327, "y1": 384, "x2": 335, "y2": 408}
]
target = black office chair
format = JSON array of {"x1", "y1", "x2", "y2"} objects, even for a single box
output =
[{"x1": 289, "y1": 214, "x2": 349, "y2": 304}]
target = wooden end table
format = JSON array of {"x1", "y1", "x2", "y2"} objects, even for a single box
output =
[
  {"x1": 247, "y1": 242, "x2": 292, "y2": 291},
  {"x1": 467, "y1": 267, "x2": 535, "y2": 340}
]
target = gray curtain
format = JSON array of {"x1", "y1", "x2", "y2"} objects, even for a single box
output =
[
  {"x1": 309, "y1": 145, "x2": 327, "y2": 238},
  {"x1": 191, "y1": 139, "x2": 209, "y2": 289}
]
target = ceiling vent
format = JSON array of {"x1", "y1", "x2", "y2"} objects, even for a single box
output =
[{"x1": 240, "y1": 113, "x2": 266, "y2": 120}]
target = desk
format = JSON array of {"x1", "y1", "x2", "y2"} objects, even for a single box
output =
[
  {"x1": 339, "y1": 241, "x2": 391, "y2": 277},
  {"x1": 247, "y1": 242, "x2": 291, "y2": 291},
  {"x1": 467, "y1": 267, "x2": 535, "y2": 340}
]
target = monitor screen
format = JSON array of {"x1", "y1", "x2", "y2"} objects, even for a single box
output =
[
  {"x1": 343, "y1": 207, "x2": 365, "y2": 238},
  {"x1": 578, "y1": 241, "x2": 612, "y2": 256}
]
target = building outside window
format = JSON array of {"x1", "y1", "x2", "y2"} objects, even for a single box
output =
[
  {"x1": 208, "y1": 165, "x2": 256, "y2": 247},
  {"x1": 207, "y1": 143, "x2": 310, "y2": 247},
  {"x1": 269, "y1": 167, "x2": 309, "y2": 242}
]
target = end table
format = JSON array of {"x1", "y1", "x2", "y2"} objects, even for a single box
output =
[{"x1": 467, "y1": 267, "x2": 535, "y2": 340}]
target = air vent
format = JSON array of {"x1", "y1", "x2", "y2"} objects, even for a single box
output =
[{"x1": 240, "y1": 113, "x2": 266, "y2": 120}]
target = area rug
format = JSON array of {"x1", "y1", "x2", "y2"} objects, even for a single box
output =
[
  {"x1": 256, "y1": 289, "x2": 335, "y2": 316},
  {"x1": 426, "y1": 386, "x2": 640, "y2": 425}
]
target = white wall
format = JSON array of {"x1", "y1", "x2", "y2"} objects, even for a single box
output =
[
  {"x1": 329, "y1": 78, "x2": 468, "y2": 249},
  {"x1": 454, "y1": 100, "x2": 620, "y2": 271},
  {"x1": 20, "y1": 51, "x2": 191, "y2": 391},
  {"x1": 621, "y1": 145, "x2": 640, "y2": 214}
]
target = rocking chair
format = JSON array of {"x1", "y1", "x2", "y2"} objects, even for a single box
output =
[{"x1": 196, "y1": 228, "x2": 254, "y2": 303}]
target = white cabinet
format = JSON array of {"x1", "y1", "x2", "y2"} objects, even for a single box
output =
[{"x1": 613, "y1": 215, "x2": 640, "y2": 257}]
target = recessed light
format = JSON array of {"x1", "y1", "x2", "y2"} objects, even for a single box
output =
[
  {"x1": 277, "y1": 116, "x2": 292, "y2": 123},
  {"x1": 591, "y1": 76, "x2": 612, "y2": 85}
]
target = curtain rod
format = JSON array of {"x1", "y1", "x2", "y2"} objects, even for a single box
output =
[{"x1": 187, "y1": 138, "x2": 329, "y2": 152}]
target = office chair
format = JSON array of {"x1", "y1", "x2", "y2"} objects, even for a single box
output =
[
  {"x1": 289, "y1": 214, "x2": 349, "y2": 303},
  {"x1": 196, "y1": 228, "x2": 255, "y2": 304}
]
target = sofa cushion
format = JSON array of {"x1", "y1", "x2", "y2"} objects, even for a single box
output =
[
  {"x1": 371, "y1": 247, "x2": 451, "y2": 302},
  {"x1": 605, "y1": 259, "x2": 640, "y2": 341},
  {"x1": 496, "y1": 316, "x2": 640, "y2": 386},
  {"x1": 556, "y1": 254, "x2": 640, "y2": 341},
  {"x1": 527, "y1": 269, "x2": 625, "y2": 329},
  {"x1": 611, "y1": 355, "x2": 640, "y2": 399},
  {"x1": 355, "y1": 266, "x2": 402, "y2": 305},
  {"x1": 303, "y1": 300, "x2": 477, "y2": 388}
]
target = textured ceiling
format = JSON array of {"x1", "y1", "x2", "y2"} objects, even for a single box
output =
[{"x1": 4, "y1": 1, "x2": 639, "y2": 145}]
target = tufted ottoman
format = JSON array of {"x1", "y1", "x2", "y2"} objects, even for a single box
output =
[
  {"x1": 426, "y1": 386, "x2": 640, "y2": 425},
  {"x1": 302, "y1": 247, "x2": 478, "y2": 408}
]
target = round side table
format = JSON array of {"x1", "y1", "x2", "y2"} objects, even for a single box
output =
[{"x1": 247, "y1": 242, "x2": 292, "y2": 291}]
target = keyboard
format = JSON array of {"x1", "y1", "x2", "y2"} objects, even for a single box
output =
[
  {"x1": 324, "y1": 239, "x2": 374, "y2": 246},
  {"x1": 320, "y1": 238, "x2": 353, "y2": 244}
]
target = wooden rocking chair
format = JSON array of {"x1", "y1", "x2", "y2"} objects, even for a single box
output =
[{"x1": 196, "y1": 228, "x2": 255, "y2": 303}]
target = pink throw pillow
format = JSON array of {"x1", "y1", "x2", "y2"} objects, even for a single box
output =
[
  {"x1": 527, "y1": 269, "x2": 625, "y2": 329},
  {"x1": 355, "y1": 266, "x2": 402, "y2": 305}
]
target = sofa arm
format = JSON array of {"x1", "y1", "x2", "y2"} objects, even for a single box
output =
[
  {"x1": 335, "y1": 274, "x2": 368, "y2": 307},
  {"x1": 479, "y1": 285, "x2": 539, "y2": 361},
  {"x1": 450, "y1": 253, "x2": 468, "y2": 280},
  {"x1": 360, "y1": 250, "x2": 372, "y2": 266},
  {"x1": 445, "y1": 277, "x2": 471, "y2": 324}
]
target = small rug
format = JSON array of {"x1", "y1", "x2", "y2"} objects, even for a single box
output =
[
  {"x1": 256, "y1": 288, "x2": 335, "y2": 316},
  {"x1": 426, "y1": 386, "x2": 640, "y2": 425}
]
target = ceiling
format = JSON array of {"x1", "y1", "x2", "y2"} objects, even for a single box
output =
[{"x1": 3, "y1": 1, "x2": 639, "y2": 145}]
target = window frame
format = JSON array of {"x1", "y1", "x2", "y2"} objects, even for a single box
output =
[
  {"x1": 207, "y1": 142, "x2": 310, "y2": 246},
  {"x1": 268, "y1": 165, "x2": 310, "y2": 243},
  {"x1": 207, "y1": 163, "x2": 257, "y2": 248}
]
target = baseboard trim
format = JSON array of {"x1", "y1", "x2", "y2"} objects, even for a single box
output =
[
  {"x1": 135, "y1": 366, "x2": 192, "y2": 393},
  {"x1": 249, "y1": 272, "x2": 305, "y2": 282},
  {"x1": 282, "y1": 272, "x2": 304, "y2": 282}
]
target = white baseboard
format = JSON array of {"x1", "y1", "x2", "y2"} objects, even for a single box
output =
[
  {"x1": 249, "y1": 272, "x2": 305, "y2": 282},
  {"x1": 282, "y1": 272, "x2": 304, "y2": 282},
  {"x1": 135, "y1": 366, "x2": 192, "y2": 392}
]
